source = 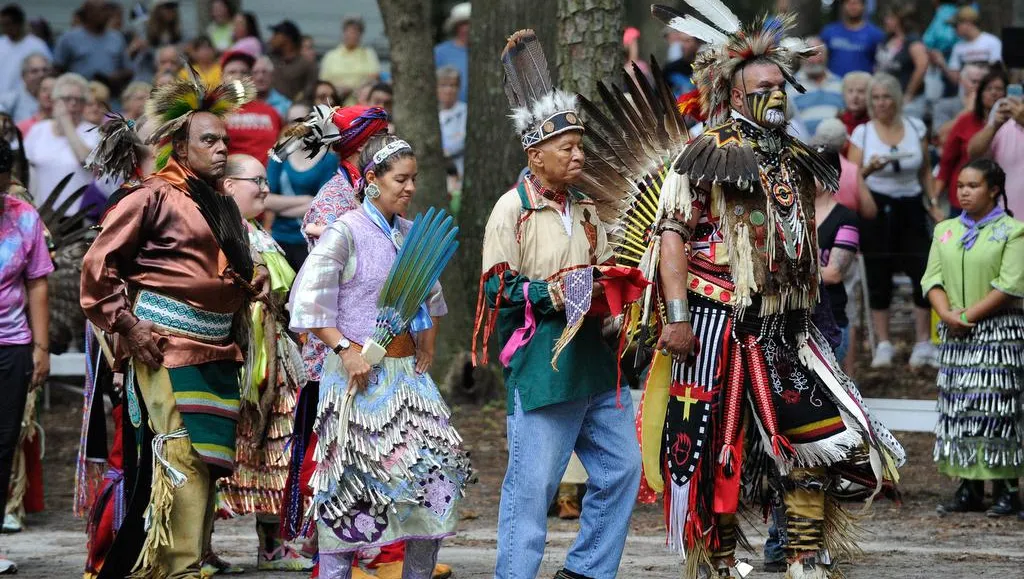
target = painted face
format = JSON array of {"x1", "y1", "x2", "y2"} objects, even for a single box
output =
[{"x1": 746, "y1": 90, "x2": 788, "y2": 128}]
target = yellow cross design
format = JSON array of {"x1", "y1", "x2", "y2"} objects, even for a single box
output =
[{"x1": 674, "y1": 387, "x2": 700, "y2": 421}]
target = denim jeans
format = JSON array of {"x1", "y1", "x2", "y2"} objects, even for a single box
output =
[
  {"x1": 494, "y1": 389, "x2": 641, "y2": 579},
  {"x1": 834, "y1": 325, "x2": 851, "y2": 364}
]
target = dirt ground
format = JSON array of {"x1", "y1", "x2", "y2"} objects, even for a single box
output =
[{"x1": 6, "y1": 349, "x2": 1024, "y2": 578}]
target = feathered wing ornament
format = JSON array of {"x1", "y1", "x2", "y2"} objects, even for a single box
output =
[
  {"x1": 269, "y1": 104, "x2": 338, "y2": 162},
  {"x1": 362, "y1": 208, "x2": 459, "y2": 365},
  {"x1": 85, "y1": 112, "x2": 147, "y2": 183}
]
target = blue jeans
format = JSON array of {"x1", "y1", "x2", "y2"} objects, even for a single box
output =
[
  {"x1": 834, "y1": 324, "x2": 851, "y2": 364},
  {"x1": 494, "y1": 389, "x2": 641, "y2": 579}
]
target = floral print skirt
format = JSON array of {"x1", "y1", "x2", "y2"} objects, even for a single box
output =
[{"x1": 311, "y1": 353, "x2": 473, "y2": 553}]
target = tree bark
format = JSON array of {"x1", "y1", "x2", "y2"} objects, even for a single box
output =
[
  {"x1": 377, "y1": 0, "x2": 449, "y2": 213},
  {"x1": 436, "y1": 0, "x2": 556, "y2": 383},
  {"x1": 555, "y1": 0, "x2": 625, "y2": 96}
]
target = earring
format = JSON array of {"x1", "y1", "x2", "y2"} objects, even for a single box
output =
[{"x1": 365, "y1": 183, "x2": 381, "y2": 199}]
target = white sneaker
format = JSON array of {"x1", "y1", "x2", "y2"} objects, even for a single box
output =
[
  {"x1": 909, "y1": 341, "x2": 937, "y2": 369},
  {"x1": 871, "y1": 341, "x2": 895, "y2": 368},
  {"x1": 2, "y1": 513, "x2": 22, "y2": 533},
  {"x1": 0, "y1": 557, "x2": 16, "y2": 574}
]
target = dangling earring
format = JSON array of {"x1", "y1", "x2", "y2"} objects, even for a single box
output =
[{"x1": 365, "y1": 183, "x2": 381, "y2": 199}]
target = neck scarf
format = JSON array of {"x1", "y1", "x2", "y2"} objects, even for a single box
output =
[
  {"x1": 339, "y1": 160, "x2": 361, "y2": 191},
  {"x1": 959, "y1": 205, "x2": 1004, "y2": 250},
  {"x1": 527, "y1": 173, "x2": 568, "y2": 205},
  {"x1": 361, "y1": 197, "x2": 433, "y2": 332}
]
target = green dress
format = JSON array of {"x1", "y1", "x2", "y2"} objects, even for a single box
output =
[{"x1": 922, "y1": 213, "x2": 1024, "y2": 479}]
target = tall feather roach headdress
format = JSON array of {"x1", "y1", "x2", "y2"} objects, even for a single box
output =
[
  {"x1": 652, "y1": 2, "x2": 815, "y2": 127},
  {"x1": 145, "y1": 59, "x2": 255, "y2": 169},
  {"x1": 502, "y1": 29, "x2": 584, "y2": 149}
]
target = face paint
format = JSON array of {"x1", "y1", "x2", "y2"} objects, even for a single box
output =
[{"x1": 746, "y1": 89, "x2": 788, "y2": 128}]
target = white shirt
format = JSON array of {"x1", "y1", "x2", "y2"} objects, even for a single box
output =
[
  {"x1": 439, "y1": 101, "x2": 467, "y2": 176},
  {"x1": 24, "y1": 119, "x2": 100, "y2": 215},
  {"x1": 850, "y1": 117, "x2": 927, "y2": 198},
  {"x1": 0, "y1": 34, "x2": 51, "y2": 95},
  {"x1": 948, "y1": 32, "x2": 1002, "y2": 71}
]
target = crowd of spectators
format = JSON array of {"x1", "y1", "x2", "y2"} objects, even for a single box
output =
[{"x1": 0, "y1": 0, "x2": 1020, "y2": 373}]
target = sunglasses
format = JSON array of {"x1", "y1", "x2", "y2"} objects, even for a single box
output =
[{"x1": 231, "y1": 176, "x2": 269, "y2": 189}]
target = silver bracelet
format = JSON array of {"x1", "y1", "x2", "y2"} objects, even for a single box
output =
[{"x1": 665, "y1": 299, "x2": 691, "y2": 324}]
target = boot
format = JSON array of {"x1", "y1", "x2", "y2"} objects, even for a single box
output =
[
  {"x1": 937, "y1": 480, "x2": 984, "y2": 514},
  {"x1": 986, "y1": 480, "x2": 1021, "y2": 517}
]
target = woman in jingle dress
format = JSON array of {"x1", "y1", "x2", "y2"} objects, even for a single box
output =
[
  {"x1": 924, "y1": 158, "x2": 1024, "y2": 518},
  {"x1": 289, "y1": 135, "x2": 471, "y2": 578},
  {"x1": 217, "y1": 154, "x2": 312, "y2": 570}
]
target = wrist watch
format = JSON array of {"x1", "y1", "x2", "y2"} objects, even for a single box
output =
[{"x1": 333, "y1": 338, "x2": 351, "y2": 355}]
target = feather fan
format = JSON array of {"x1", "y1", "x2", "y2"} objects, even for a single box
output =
[{"x1": 362, "y1": 208, "x2": 459, "y2": 365}]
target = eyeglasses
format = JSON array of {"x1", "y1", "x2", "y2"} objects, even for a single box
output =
[
  {"x1": 57, "y1": 95, "x2": 85, "y2": 104},
  {"x1": 231, "y1": 176, "x2": 269, "y2": 189}
]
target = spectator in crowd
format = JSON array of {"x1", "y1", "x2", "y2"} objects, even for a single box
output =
[
  {"x1": 83, "y1": 80, "x2": 109, "y2": 126},
  {"x1": 126, "y1": 0, "x2": 181, "y2": 83},
  {"x1": 0, "y1": 53, "x2": 49, "y2": 123},
  {"x1": 0, "y1": 138, "x2": 53, "y2": 576},
  {"x1": 155, "y1": 44, "x2": 181, "y2": 77},
  {"x1": 16, "y1": 74, "x2": 53, "y2": 136},
  {"x1": 300, "y1": 35, "x2": 316, "y2": 63},
  {"x1": 319, "y1": 15, "x2": 380, "y2": 105},
  {"x1": 924, "y1": 159, "x2": 1024, "y2": 518},
  {"x1": 812, "y1": 127, "x2": 863, "y2": 364},
  {"x1": 253, "y1": 55, "x2": 290, "y2": 118},
  {"x1": 23, "y1": 73, "x2": 99, "y2": 214},
  {"x1": 967, "y1": 84, "x2": 1024, "y2": 218},
  {"x1": 437, "y1": 66, "x2": 466, "y2": 177},
  {"x1": 312, "y1": 80, "x2": 341, "y2": 107},
  {"x1": 662, "y1": 30, "x2": 702, "y2": 98},
  {"x1": 838, "y1": 70, "x2": 871, "y2": 135},
  {"x1": 936, "y1": 69, "x2": 1006, "y2": 217},
  {"x1": 220, "y1": 50, "x2": 281, "y2": 165},
  {"x1": 875, "y1": 7, "x2": 929, "y2": 120},
  {"x1": 933, "y1": 6, "x2": 1002, "y2": 87},
  {"x1": 206, "y1": 0, "x2": 236, "y2": 52},
  {"x1": 932, "y1": 61, "x2": 987, "y2": 136},
  {"x1": 53, "y1": 0, "x2": 131, "y2": 93},
  {"x1": 153, "y1": 70, "x2": 177, "y2": 88},
  {"x1": 848, "y1": 72, "x2": 935, "y2": 369},
  {"x1": 179, "y1": 36, "x2": 221, "y2": 88},
  {"x1": 923, "y1": 0, "x2": 964, "y2": 99},
  {"x1": 0, "y1": 5, "x2": 51, "y2": 95},
  {"x1": 230, "y1": 11, "x2": 263, "y2": 57},
  {"x1": 791, "y1": 36, "x2": 844, "y2": 135},
  {"x1": 367, "y1": 82, "x2": 393, "y2": 115},
  {"x1": 268, "y1": 20, "x2": 317, "y2": 102},
  {"x1": 434, "y1": 2, "x2": 470, "y2": 103},
  {"x1": 820, "y1": 0, "x2": 886, "y2": 77},
  {"x1": 813, "y1": 118, "x2": 877, "y2": 374},
  {"x1": 622, "y1": 27, "x2": 651, "y2": 85},
  {"x1": 27, "y1": 18, "x2": 52, "y2": 51},
  {"x1": 119, "y1": 80, "x2": 150, "y2": 121},
  {"x1": 266, "y1": 109, "x2": 337, "y2": 269}
]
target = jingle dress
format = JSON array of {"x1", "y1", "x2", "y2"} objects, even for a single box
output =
[
  {"x1": 217, "y1": 222, "x2": 306, "y2": 516},
  {"x1": 923, "y1": 211, "x2": 1024, "y2": 479},
  {"x1": 288, "y1": 202, "x2": 472, "y2": 554}
]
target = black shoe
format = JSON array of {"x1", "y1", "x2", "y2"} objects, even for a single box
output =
[
  {"x1": 763, "y1": 559, "x2": 786, "y2": 573},
  {"x1": 937, "y1": 480, "x2": 985, "y2": 514},
  {"x1": 986, "y1": 480, "x2": 1020, "y2": 517}
]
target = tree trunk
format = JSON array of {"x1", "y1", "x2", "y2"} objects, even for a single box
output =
[
  {"x1": 555, "y1": 0, "x2": 625, "y2": 96},
  {"x1": 377, "y1": 0, "x2": 449, "y2": 213},
  {"x1": 436, "y1": 0, "x2": 556, "y2": 388}
]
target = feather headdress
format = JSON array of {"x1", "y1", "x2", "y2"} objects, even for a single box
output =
[
  {"x1": 145, "y1": 59, "x2": 255, "y2": 169},
  {"x1": 653, "y1": 3, "x2": 816, "y2": 127},
  {"x1": 502, "y1": 29, "x2": 583, "y2": 149}
]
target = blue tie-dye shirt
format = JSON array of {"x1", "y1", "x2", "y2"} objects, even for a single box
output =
[{"x1": 0, "y1": 195, "x2": 54, "y2": 345}]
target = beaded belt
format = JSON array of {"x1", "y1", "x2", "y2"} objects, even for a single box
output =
[{"x1": 132, "y1": 289, "x2": 233, "y2": 343}]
